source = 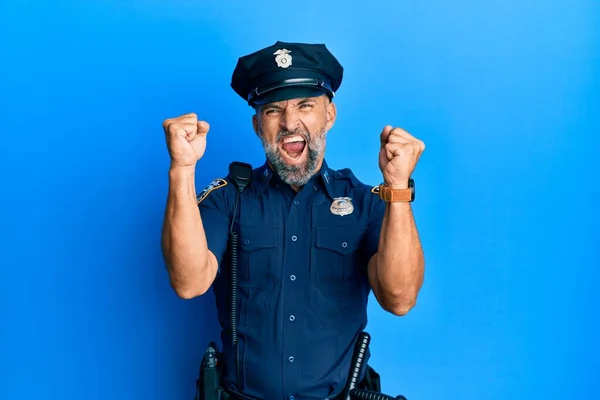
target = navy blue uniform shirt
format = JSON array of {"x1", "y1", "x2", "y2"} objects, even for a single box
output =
[{"x1": 197, "y1": 159, "x2": 387, "y2": 400}]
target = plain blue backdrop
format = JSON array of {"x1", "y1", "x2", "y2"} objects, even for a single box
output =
[{"x1": 1, "y1": 0, "x2": 598, "y2": 399}]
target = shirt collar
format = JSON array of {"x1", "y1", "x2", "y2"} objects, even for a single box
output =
[
  {"x1": 319, "y1": 160, "x2": 336, "y2": 200},
  {"x1": 254, "y1": 158, "x2": 336, "y2": 200},
  {"x1": 254, "y1": 161, "x2": 273, "y2": 197}
]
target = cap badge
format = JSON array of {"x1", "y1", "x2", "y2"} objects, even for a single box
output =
[
  {"x1": 330, "y1": 197, "x2": 354, "y2": 216},
  {"x1": 273, "y1": 49, "x2": 292, "y2": 69}
]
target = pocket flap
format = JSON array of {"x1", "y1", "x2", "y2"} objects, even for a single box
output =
[
  {"x1": 240, "y1": 225, "x2": 278, "y2": 252},
  {"x1": 316, "y1": 226, "x2": 365, "y2": 255}
]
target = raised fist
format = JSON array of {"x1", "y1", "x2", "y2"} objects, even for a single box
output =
[
  {"x1": 379, "y1": 125, "x2": 425, "y2": 188},
  {"x1": 163, "y1": 112, "x2": 210, "y2": 169}
]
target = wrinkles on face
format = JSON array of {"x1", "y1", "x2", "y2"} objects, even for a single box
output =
[{"x1": 254, "y1": 95, "x2": 332, "y2": 187}]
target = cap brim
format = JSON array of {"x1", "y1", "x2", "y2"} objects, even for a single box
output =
[{"x1": 251, "y1": 86, "x2": 330, "y2": 106}]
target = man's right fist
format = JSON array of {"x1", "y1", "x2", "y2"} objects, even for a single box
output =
[{"x1": 163, "y1": 113, "x2": 210, "y2": 169}]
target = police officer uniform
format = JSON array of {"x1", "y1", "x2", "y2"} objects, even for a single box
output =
[{"x1": 197, "y1": 42, "x2": 389, "y2": 400}]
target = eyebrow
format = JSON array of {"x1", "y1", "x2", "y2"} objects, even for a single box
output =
[
  {"x1": 297, "y1": 97, "x2": 316, "y2": 104},
  {"x1": 263, "y1": 104, "x2": 283, "y2": 111},
  {"x1": 263, "y1": 97, "x2": 316, "y2": 111}
]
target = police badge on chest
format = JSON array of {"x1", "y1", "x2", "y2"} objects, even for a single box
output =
[{"x1": 330, "y1": 197, "x2": 354, "y2": 216}]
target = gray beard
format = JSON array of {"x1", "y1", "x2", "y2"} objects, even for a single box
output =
[{"x1": 259, "y1": 125, "x2": 327, "y2": 187}]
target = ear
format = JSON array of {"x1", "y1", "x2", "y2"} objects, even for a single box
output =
[
  {"x1": 325, "y1": 99, "x2": 337, "y2": 131},
  {"x1": 252, "y1": 113, "x2": 259, "y2": 137}
]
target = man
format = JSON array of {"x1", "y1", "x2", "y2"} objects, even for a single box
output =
[{"x1": 161, "y1": 41, "x2": 425, "y2": 400}]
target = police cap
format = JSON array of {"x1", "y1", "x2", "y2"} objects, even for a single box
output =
[{"x1": 231, "y1": 41, "x2": 344, "y2": 107}]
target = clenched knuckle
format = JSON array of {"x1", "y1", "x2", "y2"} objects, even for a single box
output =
[{"x1": 169, "y1": 123, "x2": 181, "y2": 133}]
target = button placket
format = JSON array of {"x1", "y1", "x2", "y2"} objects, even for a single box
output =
[{"x1": 283, "y1": 188, "x2": 309, "y2": 398}]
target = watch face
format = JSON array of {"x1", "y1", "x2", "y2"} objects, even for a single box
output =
[{"x1": 409, "y1": 178, "x2": 415, "y2": 201}]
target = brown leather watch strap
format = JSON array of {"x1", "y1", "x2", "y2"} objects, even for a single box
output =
[{"x1": 379, "y1": 184, "x2": 413, "y2": 202}]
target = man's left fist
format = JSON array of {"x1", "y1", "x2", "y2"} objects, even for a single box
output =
[{"x1": 379, "y1": 125, "x2": 425, "y2": 189}]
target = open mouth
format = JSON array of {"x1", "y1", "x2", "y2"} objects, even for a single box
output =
[{"x1": 280, "y1": 135, "x2": 307, "y2": 160}]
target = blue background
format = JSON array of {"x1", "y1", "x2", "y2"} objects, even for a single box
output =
[{"x1": 1, "y1": 0, "x2": 598, "y2": 399}]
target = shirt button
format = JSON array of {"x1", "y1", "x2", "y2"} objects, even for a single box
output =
[
  {"x1": 288, "y1": 356, "x2": 294, "y2": 363},
  {"x1": 294, "y1": 200, "x2": 299, "y2": 205},
  {"x1": 289, "y1": 315, "x2": 295, "y2": 322},
  {"x1": 342, "y1": 241, "x2": 348, "y2": 248},
  {"x1": 290, "y1": 275, "x2": 296, "y2": 281},
  {"x1": 244, "y1": 239, "x2": 250, "y2": 245},
  {"x1": 291, "y1": 235, "x2": 297, "y2": 241}
]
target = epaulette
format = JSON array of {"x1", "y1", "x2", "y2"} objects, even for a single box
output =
[{"x1": 332, "y1": 168, "x2": 360, "y2": 187}]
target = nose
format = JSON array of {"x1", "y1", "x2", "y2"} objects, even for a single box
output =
[{"x1": 279, "y1": 108, "x2": 300, "y2": 132}]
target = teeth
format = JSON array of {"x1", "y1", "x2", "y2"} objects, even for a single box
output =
[{"x1": 282, "y1": 135, "x2": 305, "y2": 144}]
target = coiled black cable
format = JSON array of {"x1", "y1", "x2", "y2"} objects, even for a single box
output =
[
  {"x1": 229, "y1": 194, "x2": 242, "y2": 390},
  {"x1": 227, "y1": 161, "x2": 252, "y2": 393},
  {"x1": 229, "y1": 231, "x2": 238, "y2": 346}
]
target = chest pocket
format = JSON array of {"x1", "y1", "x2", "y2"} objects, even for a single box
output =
[
  {"x1": 312, "y1": 226, "x2": 367, "y2": 288},
  {"x1": 238, "y1": 225, "x2": 280, "y2": 291},
  {"x1": 310, "y1": 226, "x2": 369, "y2": 328}
]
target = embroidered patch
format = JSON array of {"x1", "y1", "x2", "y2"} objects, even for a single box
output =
[{"x1": 196, "y1": 178, "x2": 228, "y2": 204}]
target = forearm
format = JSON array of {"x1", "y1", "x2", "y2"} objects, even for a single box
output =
[
  {"x1": 161, "y1": 166, "x2": 215, "y2": 298},
  {"x1": 372, "y1": 201, "x2": 424, "y2": 315}
]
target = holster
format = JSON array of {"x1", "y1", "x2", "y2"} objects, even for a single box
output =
[
  {"x1": 195, "y1": 342, "x2": 224, "y2": 400},
  {"x1": 358, "y1": 365, "x2": 381, "y2": 392}
]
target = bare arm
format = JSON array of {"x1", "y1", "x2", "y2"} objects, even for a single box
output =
[
  {"x1": 368, "y1": 125, "x2": 426, "y2": 315},
  {"x1": 161, "y1": 166, "x2": 218, "y2": 299},
  {"x1": 368, "y1": 201, "x2": 424, "y2": 315},
  {"x1": 160, "y1": 112, "x2": 217, "y2": 299}
]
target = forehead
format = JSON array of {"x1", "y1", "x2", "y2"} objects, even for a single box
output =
[{"x1": 261, "y1": 96, "x2": 325, "y2": 109}]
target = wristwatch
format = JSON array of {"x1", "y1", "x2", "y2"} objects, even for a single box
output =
[{"x1": 378, "y1": 178, "x2": 415, "y2": 202}]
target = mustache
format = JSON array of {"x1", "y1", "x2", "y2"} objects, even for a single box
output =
[{"x1": 276, "y1": 129, "x2": 309, "y2": 142}]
